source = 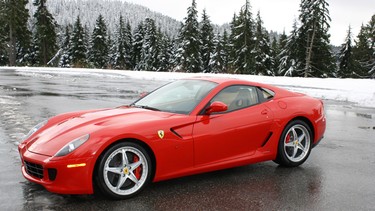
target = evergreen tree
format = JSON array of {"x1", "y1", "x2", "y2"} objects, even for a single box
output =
[
  {"x1": 177, "y1": 0, "x2": 201, "y2": 72},
  {"x1": 337, "y1": 26, "x2": 358, "y2": 78},
  {"x1": 132, "y1": 22, "x2": 144, "y2": 70},
  {"x1": 273, "y1": 31, "x2": 287, "y2": 75},
  {"x1": 89, "y1": 14, "x2": 108, "y2": 68},
  {"x1": 0, "y1": 0, "x2": 8, "y2": 65},
  {"x1": 231, "y1": 0, "x2": 256, "y2": 74},
  {"x1": 199, "y1": 9, "x2": 214, "y2": 72},
  {"x1": 2, "y1": 0, "x2": 32, "y2": 66},
  {"x1": 158, "y1": 33, "x2": 173, "y2": 72},
  {"x1": 107, "y1": 32, "x2": 116, "y2": 69},
  {"x1": 69, "y1": 16, "x2": 87, "y2": 67},
  {"x1": 59, "y1": 25, "x2": 71, "y2": 67},
  {"x1": 353, "y1": 24, "x2": 372, "y2": 77},
  {"x1": 114, "y1": 16, "x2": 133, "y2": 70},
  {"x1": 298, "y1": 0, "x2": 335, "y2": 77},
  {"x1": 137, "y1": 18, "x2": 160, "y2": 71},
  {"x1": 209, "y1": 33, "x2": 225, "y2": 73},
  {"x1": 278, "y1": 20, "x2": 304, "y2": 76},
  {"x1": 33, "y1": 0, "x2": 58, "y2": 66},
  {"x1": 221, "y1": 30, "x2": 231, "y2": 73},
  {"x1": 364, "y1": 15, "x2": 375, "y2": 78},
  {"x1": 254, "y1": 11, "x2": 274, "y2": 76}
]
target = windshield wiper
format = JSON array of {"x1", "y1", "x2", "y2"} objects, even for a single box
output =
[{"x1": 131, "y1": 104, "x2": 161, "y2": 111}]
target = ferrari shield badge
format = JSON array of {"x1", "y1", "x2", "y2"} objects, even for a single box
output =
[{"x1": 158, "y1": 130, "x2": 165, "y2": 139}]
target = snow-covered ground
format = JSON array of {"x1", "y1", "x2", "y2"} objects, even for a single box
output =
[{"x1": 2, "y1": 66, "x2": 375, "y2": 108}]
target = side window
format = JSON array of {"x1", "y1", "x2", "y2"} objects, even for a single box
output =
[
  {"x1": 211, "y1": 85, "x2": 259, "y2": 112},
  {"x1": 257, "y1": 87, "x2": 275, "y2": 102}
]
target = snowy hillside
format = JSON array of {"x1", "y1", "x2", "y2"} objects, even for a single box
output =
[
  {"x1": 27, "y1": 0, "x2": 181, "y2": 36},
  {"x1": 4, "y1": 67, "x2": 375, "y2": 108}
]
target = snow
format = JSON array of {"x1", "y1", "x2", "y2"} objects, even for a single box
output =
[{"x1": 2, "y1": 67, "x2": 375, "y2": 108}]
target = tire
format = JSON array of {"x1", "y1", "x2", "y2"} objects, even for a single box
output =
[
  {"x1": 96, "y1": 142, "x2": 152, "y2": 199},
  {"x1": 274, "y1": 120, "x2": 312, "y2": 167}
]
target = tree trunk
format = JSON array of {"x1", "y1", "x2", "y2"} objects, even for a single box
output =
[
  {"x1": 304, "y1": 21, "x2": 317, "y2": 77},
  {"x1": 8, "y1": 24, "x2": 16, "y2": 66}
]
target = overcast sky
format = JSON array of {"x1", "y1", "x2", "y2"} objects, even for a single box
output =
[{"x1": 127, "y1": 0, "x2": 375, "y2": 46}]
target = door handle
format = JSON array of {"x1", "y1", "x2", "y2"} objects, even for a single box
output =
[{"x1": 261, "y1": 109, "x2": 268, "y2": 115}]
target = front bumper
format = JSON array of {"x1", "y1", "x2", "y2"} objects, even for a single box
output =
[{"x1": 19, "y1": 144, "x2": 95, "y2": 195}]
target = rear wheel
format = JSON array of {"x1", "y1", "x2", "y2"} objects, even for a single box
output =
[
  {"x1": 274, "y1": 120, "x2": 312, "y2": 167},
  {"x1": 96, "y1": 142, "x2": 152, "y2": 199}
]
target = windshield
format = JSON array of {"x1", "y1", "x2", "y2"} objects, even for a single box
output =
[{"x1": 132, "y1": 79, "x2": 217, "y2": 114}]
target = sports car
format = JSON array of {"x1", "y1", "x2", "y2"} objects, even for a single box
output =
[{"x1": 18, "y1": 77, "x2": 326, "y2": 199}]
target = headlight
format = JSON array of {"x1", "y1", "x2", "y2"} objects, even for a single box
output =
[
  {"x1": 24, "y1": 120, "x2": 48, "y2": 140},
  {"x1": 54, "y1": 134, "x2": 90, "y2": 157}
]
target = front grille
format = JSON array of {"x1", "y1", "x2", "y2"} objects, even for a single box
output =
[{"x1": 24, "y1": 161, "x2": 44, "y2": 179}]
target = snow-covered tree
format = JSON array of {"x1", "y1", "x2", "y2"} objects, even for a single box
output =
[
  {"x1": 199, "y1": 9, "x2": 214, "y2": 72},
  {"x1": 353, "y1": 15, "x2": 375, "y2": 78},
  {"x1": 88, "y1": 14, "x2": 108, "y2": 68},
  {"x1": 230, "y1": 0, "x2": 255, "y2": 74},
  {"x1": 221, "y1": 30, "x2": 231, "y2": 73},
  {"x1": 107, "y1": 32, "x2": 116, "y2": 69},
  {"x1": 33, "y1": 0, "x2": 58, "y2": 66},
  {"x1": 69, "y1": 16, "x2": 87, "y2": 67},
  {"x1": 298, "y1": 0, "x2": 335, "y2": 77},
  {"x1": 367, "y1": 15, "x2": 375, "y2": 78},
  {"x1": 114, "y1": 16, "x2": 133, "y2": 70},
  {"x1": 0, "y1": 0, "x2": 8, "y2": 65},
  {"x1": 158, "y1": 33, "x2": 174, "y2": 72},
  {"x1": 137, "y1": 18, "x2": 160, "y2": 71},
  {"x1": 278, "y1": 21, "x2": 304, "y2": 76},
  {"x1": 2, "y1": 0, "x2": 32, "y2": 66},
  {"x1": 254, "y1": 11, "x2": 274, "y2": 76},
  {"x1": 132, "y1": 21, "x2": 144, "y2": 70},
  {"x1": 58, "y1": 25, "x2": 71, "y2": 67},
  {"x1": 177, "y1": 0, "x2": 202, "y2": 72},
  {"x1": 209, "y1": 33, "x2": 225, "y2": 73},
  {"x1": 337, "y1": 26, "x2": 358, "y2": 78}
]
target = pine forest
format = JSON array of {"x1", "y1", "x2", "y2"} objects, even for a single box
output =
[{"x1": 0, "y1": 0, "x2": 374, "y2": 78}]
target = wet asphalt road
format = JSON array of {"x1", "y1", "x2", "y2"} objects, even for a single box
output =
[{"x1": 0, "y1": 68, "x2": 374, "y2": 210}]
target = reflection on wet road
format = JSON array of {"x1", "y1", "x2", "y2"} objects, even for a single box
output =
[{"x1": 1, "y1": 68, "x2": 374, "y2": 210}]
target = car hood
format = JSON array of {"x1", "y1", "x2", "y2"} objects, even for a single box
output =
[{"x1": 26, "y1": 107, "x2": 178, "y2": 157}]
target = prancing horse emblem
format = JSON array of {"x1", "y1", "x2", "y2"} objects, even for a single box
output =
[{"x1": 158, "y1": 130, "x2": 165, "y2": 139}]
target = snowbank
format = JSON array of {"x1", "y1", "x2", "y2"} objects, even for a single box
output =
[{"x1": 2, "y1": 66, "x2": 375, "y2": 108}]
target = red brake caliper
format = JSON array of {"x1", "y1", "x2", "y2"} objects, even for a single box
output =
[
  {"x1": 133, "y1": 155, "x2": 141, "y2": 179},
  {"x1": 286, "y1": 133, "x2": 291, "y2": 143}
]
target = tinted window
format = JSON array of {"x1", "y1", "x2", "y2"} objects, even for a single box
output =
[{"x1": 210, "y1": 85, "x2": 259, "y2": 112}]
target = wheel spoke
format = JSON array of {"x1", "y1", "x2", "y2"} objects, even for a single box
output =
[
  {"x1": 285, "y1": 141, "x2": 294, "y2": 147},
  {"x1": 298, "y1": 143, "x2": 307, "y2": 153},
  {"x1": 292, "y1": 146, "x2": 298, "y2": 158},
  {"x1": 129, "y1": 160, "x2": 142, "y2": 170},
  {"x1": 105, "y1": 167, "x2": 122, "y2": 175},
  {"x1": 121, "y1": 149, "x2": 129, "y2": 166},
  {"x1": 128, "y1": 172, "x2": 139, "y2": 185},
  {"x1": 116, "y1": 175, "x2": 127, "y2": 190},
  {"x1": 298, "y1": 133, "x2": 306, "y2": 142},
  {"x1": 292, "y1": 128, "x2": 298, "y2": 141}
]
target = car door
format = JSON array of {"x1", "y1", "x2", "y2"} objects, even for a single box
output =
[{"x1": 192, "y1": 85, "x2": 274, "y2": 167}]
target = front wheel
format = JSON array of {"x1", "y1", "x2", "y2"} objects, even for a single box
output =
[
  {"x1": 274, "y1": 120, "x2": 312, "y2": 167},
  {"x1": 96, "y1": 142, "x2": 152, "y2": 199}
]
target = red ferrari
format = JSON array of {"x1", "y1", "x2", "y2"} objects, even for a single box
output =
[{"x1": 18, "y1": 78, "x2": 326, "y2": 199}]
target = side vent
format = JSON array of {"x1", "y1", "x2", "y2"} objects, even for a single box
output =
[
  {"x1": 261, "y1": 132, "x2": 273, "y2": 147},
  {"x1": 170, "y1": 128, "x2": 183, "y2": 139}
]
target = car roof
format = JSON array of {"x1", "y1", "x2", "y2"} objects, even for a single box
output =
[
  {"x1": 186, "y1": 76, "x2": 266, "y2": 87},
  {"x1": 185, "y1": 76, "x2": 297, "y2": 98}
]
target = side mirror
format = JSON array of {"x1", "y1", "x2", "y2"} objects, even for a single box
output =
[
  {"x1": 205, "y1": 101, "x2": 228, "y2": 115},
  {"x1": 139, "y1": 92, "x2": 148, "y2": 98}
]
